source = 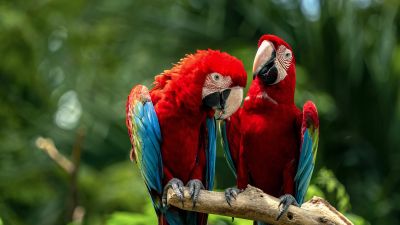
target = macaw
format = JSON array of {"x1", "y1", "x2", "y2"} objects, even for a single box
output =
[
  {"x1": 126, "y1": 50, "x2": 247, "y2": 225},
  {"x1": 221, "y1": 35, "x2": 319, "y2": 223}
]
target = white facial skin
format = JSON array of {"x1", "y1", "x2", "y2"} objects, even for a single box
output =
[
  {"x1": 202, "y1": 73, "x2": 243, "y2": 119},
  {"x1": 217, "y1": 86, "x2": 243, "y2": 119},
  {"x1": 253, "y1": 41, "x2": 293, "y2": 85},
  {"x1": 251, "y1": 40, "x2": 294, "y2": 104}
]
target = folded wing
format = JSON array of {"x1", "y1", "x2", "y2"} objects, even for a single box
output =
[
  {"x1": 126, "y1": 85, "x2": 163, "y2": 210},
  {"x1": 294, "y1": 101, "x2": 319, "y2": 204}
]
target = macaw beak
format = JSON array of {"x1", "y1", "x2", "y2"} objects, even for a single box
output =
[
  {"x1": 202, "y1": 87, "x2": 243, "y2": 120},
  {"x1": 203, "y1": 89, "x2": 231, "y2": 110},
  {"x1": 252, "y1": 40, "x2": 278, "y2": 85}
]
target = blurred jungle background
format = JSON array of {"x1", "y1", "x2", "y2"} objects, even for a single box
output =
[{"x1": 1, "y1": 0, "x2": 399, "y2": 224}]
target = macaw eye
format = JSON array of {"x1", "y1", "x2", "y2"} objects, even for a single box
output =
[
  {"x1": 202, "y1": 72, "x2": 233, "y2": 100},
  {"x1": 211, "y1": 73, "x2": 220, "y2": 82},
  {"x1": 284, "y1": 51, "x2": 291, "y2": 59}
]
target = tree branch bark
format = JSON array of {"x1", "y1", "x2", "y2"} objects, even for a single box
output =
[{"x1": 167, "y1": 185, "x2": 353, "y2": 225}]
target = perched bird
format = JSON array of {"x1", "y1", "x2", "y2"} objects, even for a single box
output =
[
  {"x1": 221, "y1": 35, "x2": 319, "y2": 223},
  {"x1": 126, "y1": 50, "x2": 247, "y2": 225}
]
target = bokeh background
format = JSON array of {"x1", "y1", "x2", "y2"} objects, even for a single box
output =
[{"x1": 1, "y1": 0, "x2": 399, "y2": 224}]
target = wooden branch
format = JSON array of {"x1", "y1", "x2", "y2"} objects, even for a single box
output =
[
  {"x1": 67, "y1": 127, "x2": 86, "y2": 224},
  {"x1": 35, "y1": 137, "x2": 75, "y2": 174},
  {"x1": 167, "y1": 185, "x2": 353, "y2": 225},
  {"x1": 35, "y1": 134, "x2": 86, "y2": 224}
]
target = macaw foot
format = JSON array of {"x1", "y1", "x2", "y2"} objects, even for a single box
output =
[
  {"x1": 162, "y1": 178, "x2": 185, "y2": 207},
  {"x1": 187, "y1": 179, "x2": 205, "y2": 208},
  {"x1": 276, "y1": 194, "x2": 299, "y2": 220},
  {"x1": 224, "y1": 187, "x2": 241, "y2": 207}
]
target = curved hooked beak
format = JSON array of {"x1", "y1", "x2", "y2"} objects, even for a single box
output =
[
  {"x1": 252, "y1": 41, "x2": 278, "y2": 85},
  {"x1": 203, "y1": 89, "x2": 231, "y2": 110},
  {"x1": 202, "y1": 86, "x2": 243, "y2": 120}
]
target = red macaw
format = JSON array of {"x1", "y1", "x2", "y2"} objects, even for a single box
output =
[
  {"x1": 221, "y1": 35, "x2": 319, "y2": 223},
  {"x1": 126, "y1": 50, "x2": 247, "y2": 225}
]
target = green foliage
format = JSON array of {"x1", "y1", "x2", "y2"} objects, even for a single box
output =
[
  {"x1": 208, "y1": 215, "x2": 252, "y2": 225},
  {"x1": 345, "y1": 214, "x2": 371, "y2": 225},
  {"x1": 306, "y1": 168, "x2": 371, "y2": 225},
  {"x1": 0, "y1": 0, "x2": 399, "y2": 225},
  {"x1": 307, "y1": 168, "x2": 351, "y2": 212},
  {"x1": 106, "y1": 203, "x2": 157, "y2": 225},
  {"x1": 79, "y1": 162, "x2": 149, "y2": 214}
]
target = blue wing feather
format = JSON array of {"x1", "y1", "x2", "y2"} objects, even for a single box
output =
[
  {"x1": 294, "y1": 102, "x2": 319, "y2": 205},
  {"x1": 295, "y1": 129, "x2": 316, "y2": 204},
  {"x1": 128, "y1": 86, "x2": 215, "y2": 225},
  {"x1": 206, "y1": 117, "x2": 217, "y2": 190},
  {"x1": 134, "y1": 101, "x2": 163, "y2": 194},
  {"x1": 295, "y1": 131, "x2": 312, "y2": 180}
]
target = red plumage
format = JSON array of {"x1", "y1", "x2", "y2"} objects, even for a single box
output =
[
  {"x1": 149, "y1": 50, "x2": 246, "y2": 184},
  {"x1": 126, "y1": 49, "x2": 247, "y2": 225},
  {"x1": 226, "y1": 35, "x2": 317, "y2": 199}
]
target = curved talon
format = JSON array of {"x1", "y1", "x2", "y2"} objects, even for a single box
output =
[
  {"x1": 224, "y1": 187, "x2": 241, "y2": 207},
  {"x1": 187, "y1": 179, "x2": 205, "y2": 208},
  {"x1": 162, "y1": 178, "x2": 185, "y2": 208},
  {"x1": 276, "y1": 194, "x2": 299, "y2": 220}
]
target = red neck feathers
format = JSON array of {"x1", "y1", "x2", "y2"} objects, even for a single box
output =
[
  {"x1": 150, "y1": 50, "x2": 246, "y2": 117},
  {"x1": 247, "y1": 34, "x2": 296, "y2": 108}
]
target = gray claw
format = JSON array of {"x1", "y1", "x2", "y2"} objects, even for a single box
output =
[
  {"x1": 276, "y1": 194, "x2": 299, "y2": 220},
  {"x1": 162, "y1": 178, "x2": 185, "y2": 208},
  {"x1": 225, "y1": 187, "x2": 241, "y2": 207},
  {"x1": 187, "y1": 179, "x2": 204, "y2": 208}
]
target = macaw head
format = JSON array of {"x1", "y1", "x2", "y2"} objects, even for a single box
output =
[
  {"x1": 252, "y1": 34, "x2": 296, "y2": 104},
  {"x1": 199, "y1": 50, "x2": 247, "y2": 119},
  {"x1": 155, "y1": 50, "x2": 246, "y2": 119}
]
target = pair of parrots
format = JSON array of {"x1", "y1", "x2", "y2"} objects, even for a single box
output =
[{"x1": 126, "y1": 34, "x2": 319, "y2": 225}]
